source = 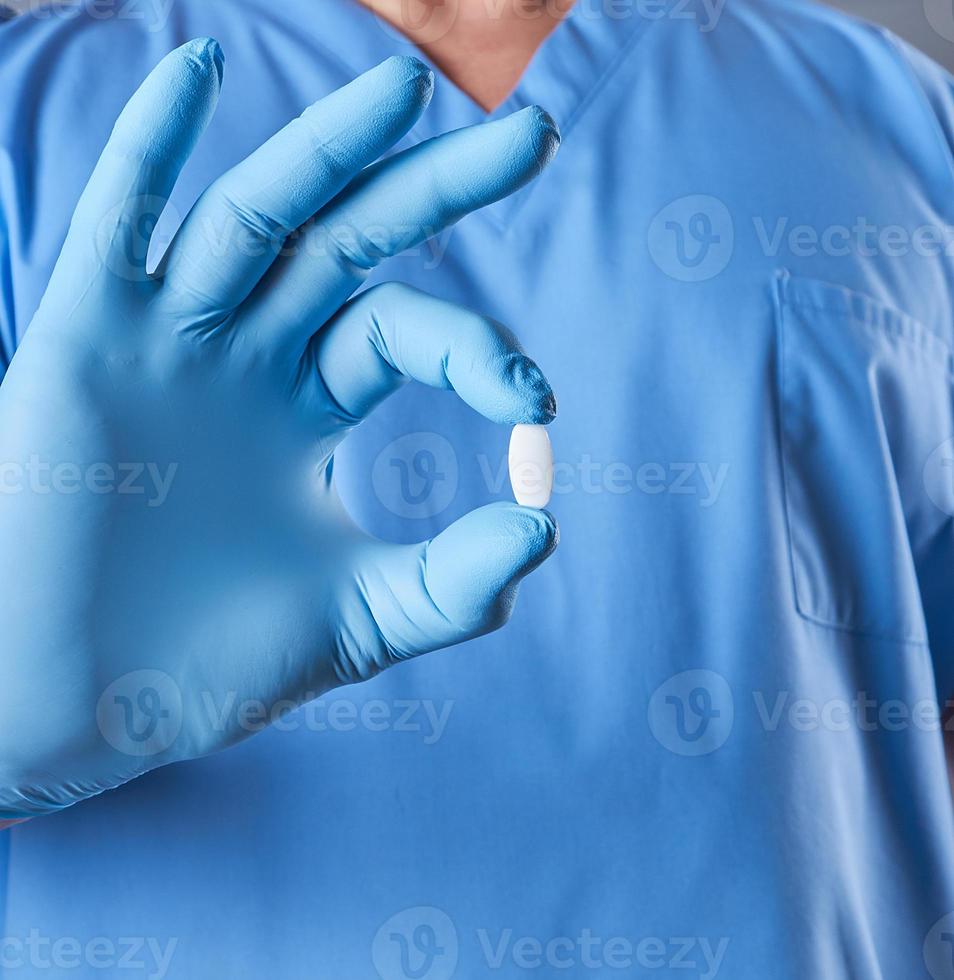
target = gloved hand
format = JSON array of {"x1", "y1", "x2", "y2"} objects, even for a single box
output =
[{"x1": 0, "y1": 39, "x2": 560, "y2": 818}]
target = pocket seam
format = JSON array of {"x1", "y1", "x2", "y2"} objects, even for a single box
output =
[
  {"x1": 775, "y1": 270, "x2": 936, "y2": 646},
  {"x1": 778, "y1": 273, "x2": 954, "y2": 378}
]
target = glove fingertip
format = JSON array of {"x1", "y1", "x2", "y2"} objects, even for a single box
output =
[
  {"x1": 161, "y1": 37, "x2": 225, "y2": 92},
  {"x1": 382, "y1": 54, "x2": 435, "y2": 91},
  {"x1": 507, "y1": 354, "x2": 557, "y2": 424},
  {"x1": 511, "y1": 105, "x2": 562, "y2": 170},
  {"x1": 361, "y1": 54, "x2": 435, "y2": 115},
  {"x1": 111, "y1": 38, "x2": 224, "y2": 163},
  {"x1": 184, "y1": 37, "x2": 225, "y2": 87},
  {"x1": 510, "y1": 505, "x2": 560, "y2": 569}
]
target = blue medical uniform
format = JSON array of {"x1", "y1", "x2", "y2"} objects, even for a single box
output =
[{"x1": 3, "y1": 0, "x2": 954, "y2": 976}]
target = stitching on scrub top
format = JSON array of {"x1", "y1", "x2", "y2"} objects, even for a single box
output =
[
  {"x1": 782, "y1": 279, "x2": 954, "y2": 381},
  {"x1": 0, "y1": 829, "x2": 10, "y2": 945},
  {"x1": 775, "y1": 275, "x2": 934, "y2": 647},
  {"x1": 557, "y1": 15, "x2": 660, "y2": 141},
  {"x1": 492, "y1": 6, "x2": 667, "y2": 231},
  {"x1": 774, "y1": 278, "x2": 812, "y2": 642},
  {"x1": 790, "y1": 301, "x2": 954, "y2": 376},
  {"x1": 481, "y1": 12, "x2": 659, "y2": 232}
]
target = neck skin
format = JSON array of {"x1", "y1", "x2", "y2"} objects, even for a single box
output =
[{"x1": 358, "y1": 0, "x2": 574, "y2": 110}]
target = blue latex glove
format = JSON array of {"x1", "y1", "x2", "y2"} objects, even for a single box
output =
[{"x1": 0, "y1": 39, "x2": 560, "y2": 818}]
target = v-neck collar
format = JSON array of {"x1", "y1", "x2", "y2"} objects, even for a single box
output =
[{"x1": 312, "y1": 0, "x2": 669, "y2": 225}]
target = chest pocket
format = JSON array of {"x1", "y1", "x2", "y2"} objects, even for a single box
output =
[{"x1": 775, "y1": 272, "x2": 954, "y2": 646}]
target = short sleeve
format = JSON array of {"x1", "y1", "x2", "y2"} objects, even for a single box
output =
[
  {"x1": 0, "y1": 154, "x2": 14, "y2": 375},
  {"x1": 0, "y1": 13, "x2": 24, "y2": 372},
  {"x1": 876, "y1": 27, "x2": 954, "y2": 188}
]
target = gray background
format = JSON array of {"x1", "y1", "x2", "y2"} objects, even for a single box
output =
[{"x1": 823, "y1": 0, "x2": 954, "y2": 69}]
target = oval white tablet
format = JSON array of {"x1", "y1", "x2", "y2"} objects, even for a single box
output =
[{"x1": 508, "y1": 424, "x2": 553, "y2": 509}]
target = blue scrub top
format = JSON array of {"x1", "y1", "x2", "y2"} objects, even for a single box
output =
[{"x1": 3, "y1": 0, "x2": 954, "y2": 976}]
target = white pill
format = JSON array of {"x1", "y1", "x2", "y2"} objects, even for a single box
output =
[{"x1": 508, "y1": 424, "x2": 553, "y2": 509}]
